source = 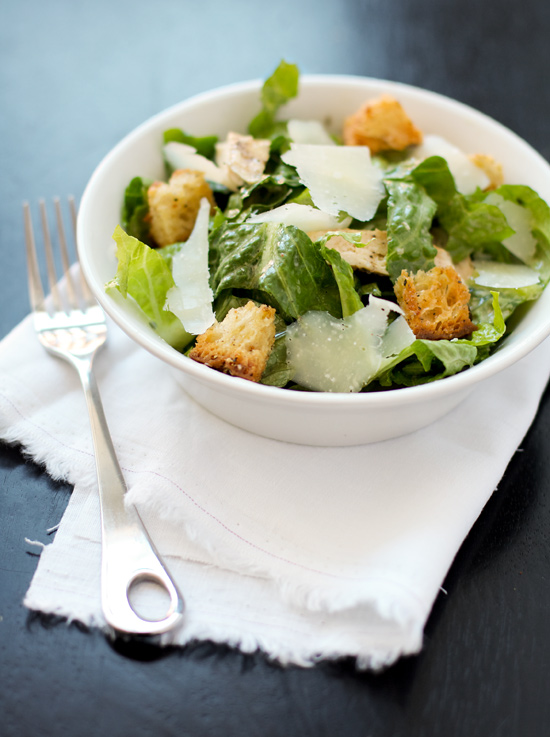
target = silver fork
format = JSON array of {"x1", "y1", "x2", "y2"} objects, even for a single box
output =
[{"x1": 23, "y1": 197, "x2": 184, "y2": 637}]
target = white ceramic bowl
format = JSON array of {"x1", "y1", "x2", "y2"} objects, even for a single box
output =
[{"x1": 77, "y1": 75, "x2": 550, "y2": 446}]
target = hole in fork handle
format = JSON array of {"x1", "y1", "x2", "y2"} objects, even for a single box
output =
[
  {"x1": 101, "y1": 554, "x2": 185, "y2": 638},
  {"x1": 127, "y1": 572, "x2": 178, "y2": 623}
]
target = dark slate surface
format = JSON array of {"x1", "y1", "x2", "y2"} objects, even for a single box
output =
[{"x1": 2, "y1": 1, "x2": 550, "y2": 735}]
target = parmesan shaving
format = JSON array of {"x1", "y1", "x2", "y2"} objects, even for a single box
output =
[
  {"x1": 473, "y1": 260, "x2": 539, "y2": 289},
  {"x1": 281, "y1": 143, "x2": 385, "y2": 221},
  {"x1": 485, "y1": 193, "x2": 537, "y2": 264},
  {"x1": 247, "y1": 203, "x2": 352, "y2": 231},
  {"x1": 286, "y1": 298, "x2": 414, "y2": 392},
  {"x1": 165, "y1": 198, "x2": 216, "y2": 335},
  {"x1": 287, "y1": 120, "x2": 336, "y2": 146}
]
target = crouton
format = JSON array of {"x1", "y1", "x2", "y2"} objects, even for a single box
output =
[
  {"x1": 215, "y1": 131, "x2": 271, "y2": 189},
  {"x1": 308, "y1": 228, "x2": 389, "y2": 275},
  {"x1": 468, "y1": 153, "x2": 504, "y2": 190},
  {"x1": 147, "y1": 169, "x2": 215, "y2": 247},
  {"x1": 189, "y1": 301, "x2": 276, "y2": 382},
  {"x1": 434, "y1": 246, "x2": 475, "y2": 283},
  {"x1": 343, "y1": 94, "x2": 423, "y2": 153},
  {"x1": 394, "y1": 266, "x2": 476, "y2": 340}
]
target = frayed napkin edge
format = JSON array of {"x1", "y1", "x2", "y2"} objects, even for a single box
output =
[{"x1": 21, "y1": 596, "x2": 423, "y2": 672}]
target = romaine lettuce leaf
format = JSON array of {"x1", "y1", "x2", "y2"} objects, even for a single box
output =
[
  {"x1": 375, "y1": 292, "x2": 505, "y2": 387},
  {"x1": 287, "y1": 188, "x2": 315, "y2": 207},
  {"x1": 458, "y1": 290, "x2": 505, "y2": 343},
  {"x1": 106, "y1": 226, "x2": 192, "y2": 350},
  {"x1": 439, "y1": 193, "x2": 514, "y2": 263},
  {"x1": 261, "y1": 334, "x2": 292, "y2": 387},
  {"x1": 416, "y1": 166, "x2": 550, "y2": 270},
  {"x1": 465, "y1": 187, "x2": 550, "y2": 324},
  {"x1": 408, "y1": 155, "x2": 457, "y2": 206},
  {"x1": 320, "y1": 243, "x2": 364, "y2": 317},
  {"x1": 209, "y1": 222, "x2": 343, "y2": 321},
  {"x1": 375, "y1": 339, "x2": 475, "y2": 387},
  {"x1": 248, "y1": 60, "x2": 299, "y2": 139},
  {"x1": 385, "y1": 179, "x2": 438, "y2": 281},
  {"x1": 385, "y1": 156, "x2": 515, "y2": 264},
  {"x1": 225, "y1": 172, "x2": 301, "y2": 220},
  {"x1": 121, "y1": 176, "x2": 153, "y2": 245},
  {"x1": 317, "y1": 232, "x2": 364, "y2": 317},
  {"x1": 163, "y1": 128, "x2": 218, "y2": 160},
  {"x1": 469, "y1": 280, "x2": 544, "y2": 324}
]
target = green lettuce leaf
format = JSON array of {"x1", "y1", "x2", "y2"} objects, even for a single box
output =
[
  {"x1": 458, "y1": 290, "x2": 505, "y2": 344},
  {"x1": 121, "y1": 176, "x2": 153, "y2": 245},
  {"x1": 261, "y1": 335, "x2": 292, "y2": 387},
  {"x1": 248, "y1": 60, "x2": 299, "y2": 139},
  {"x1": 408, "y1": 155, "x2": 457, "y2": 206},
  {"x1": 385, "y1": 179, "x2": 438, "y2": 281},
  {"x1": 469, "y1": 279, "x2": 545, "y2": 325},
  {"x1": 375, "y1": 292, "x2": 505, "y2": 387},
  {"x1": 287, "y1": 188, "x2": 315, "y2": 207},
  {"x1": 209, "y1": 222, "x2": 343, "y2": 322},
  {"x1": 163, "y1": 128, "x2": 218, "y2": 160},
  {"x1": 374, "y1": 339, "x2": 476, "y2": 387},
  {"x1": 386, "y1": 156, "x2": 515, "y2": 264},
  {"x1": 225, "y1": 173, "x2": 301, "y2": 220},
  {"x1": 319, "y1": 235, "x2": 364, "y2": 317},
  {"x1": 440, "y1": 194, "x2": 514, "y2": 263},
  {"x1": 466, "y1": 187, "x2": 550, "y2": 324},
  {"x1": 106, "y1": 226, "x2": 192, "y2": 350}
]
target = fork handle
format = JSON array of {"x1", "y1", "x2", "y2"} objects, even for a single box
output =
[{"x1": 73, "y1": 355, "x2": 185, "y2": 636}]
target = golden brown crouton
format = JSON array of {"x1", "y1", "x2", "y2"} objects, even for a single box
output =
[
  {"x1": 434, "y1": 247, "x2": 475, "y2": 283},
  {"x1": 343, "y1": 94, "x2": 423, "y2": 153},
  {"x1": 468, "y1": 153, "x2": 504, "y2": 190},
  {"x1": 147, "y1": 169, "x2": 215, "y2": 247},
  {"x1": 394, "y1": 266, "x2": 476, "y2": 340},
  {"x1": 308, "y1": 228, "x2": 389, "y2": 275},
  {"x1": 189, "y1": 301, "x2": 276, "y2": 382},
  {"x1": 215, "y1": 131, "x2": 271, "y2": 189}
]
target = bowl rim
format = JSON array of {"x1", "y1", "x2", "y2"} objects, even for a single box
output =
[{"x1": 77, "y1": 73, "x2": 550, "y2": 409}]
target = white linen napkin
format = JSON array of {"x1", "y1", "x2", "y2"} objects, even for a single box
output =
[{"x1": 1, "y1": 313, "x2": 549, "y2": 669}]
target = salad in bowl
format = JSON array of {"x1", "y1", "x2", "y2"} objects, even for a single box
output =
[
  {"x1": 106, "y1": 61, "x2": 550, "y2": 396},
  {"x1": 77, "y1": 62, "x2": 550, "y2": 444}
]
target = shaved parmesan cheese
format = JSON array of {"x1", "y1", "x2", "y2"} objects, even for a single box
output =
[
  {"x1": 165, "y1": 198, "x2": 216, "y2": 335},
  {"x1": 286, "y1": 298, "x2": 414, "y2": 392},
  {"x1": 287, "y1": 120, "x2": 336, "y2": 146},
  {"x1": 281, "y1": 143, "x2": 385, "y2": 221},
  {"x1": 412, "y1": 135, "x2": 490, "y2": 194},
  {"x1": 247, "y1": 203, "x2": 352, "y2": 231},
  {"x1": 163, "y1": 141, "x2": 236, "y2": 190},
  {"x1": 380, "y1": 315, "x2": 415, "y2": 359},
  {"x1": 473, "y1": 260, "x2": 539, "y2": 289},
  {"x1": 369, "y1": 294, "x2": 405, "y2": 316},
  {"x1": 484, "y1": 192, "x2": 537, "y2": 263}
]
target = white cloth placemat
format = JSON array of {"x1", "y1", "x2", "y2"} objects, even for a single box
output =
[{"x1": 1, "y1": 314, "x2": 548, "y2": 669}]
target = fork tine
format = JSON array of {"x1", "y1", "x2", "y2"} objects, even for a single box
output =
[
  {"x1": 68, "y1": 194, "x2": 77, "y2": 232},
  {"x1": 54, "y1": 196, "x2": 79, "y2": 310},
  {"x1": 39, "y1": 199, "x2": 63, "y2": 312},
  {"x1": 68, "y1": 195, "x2": 95, "y2": 307},
  {"x1": 23, "y1": 202, "x2": 46, "y2": 312}
]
